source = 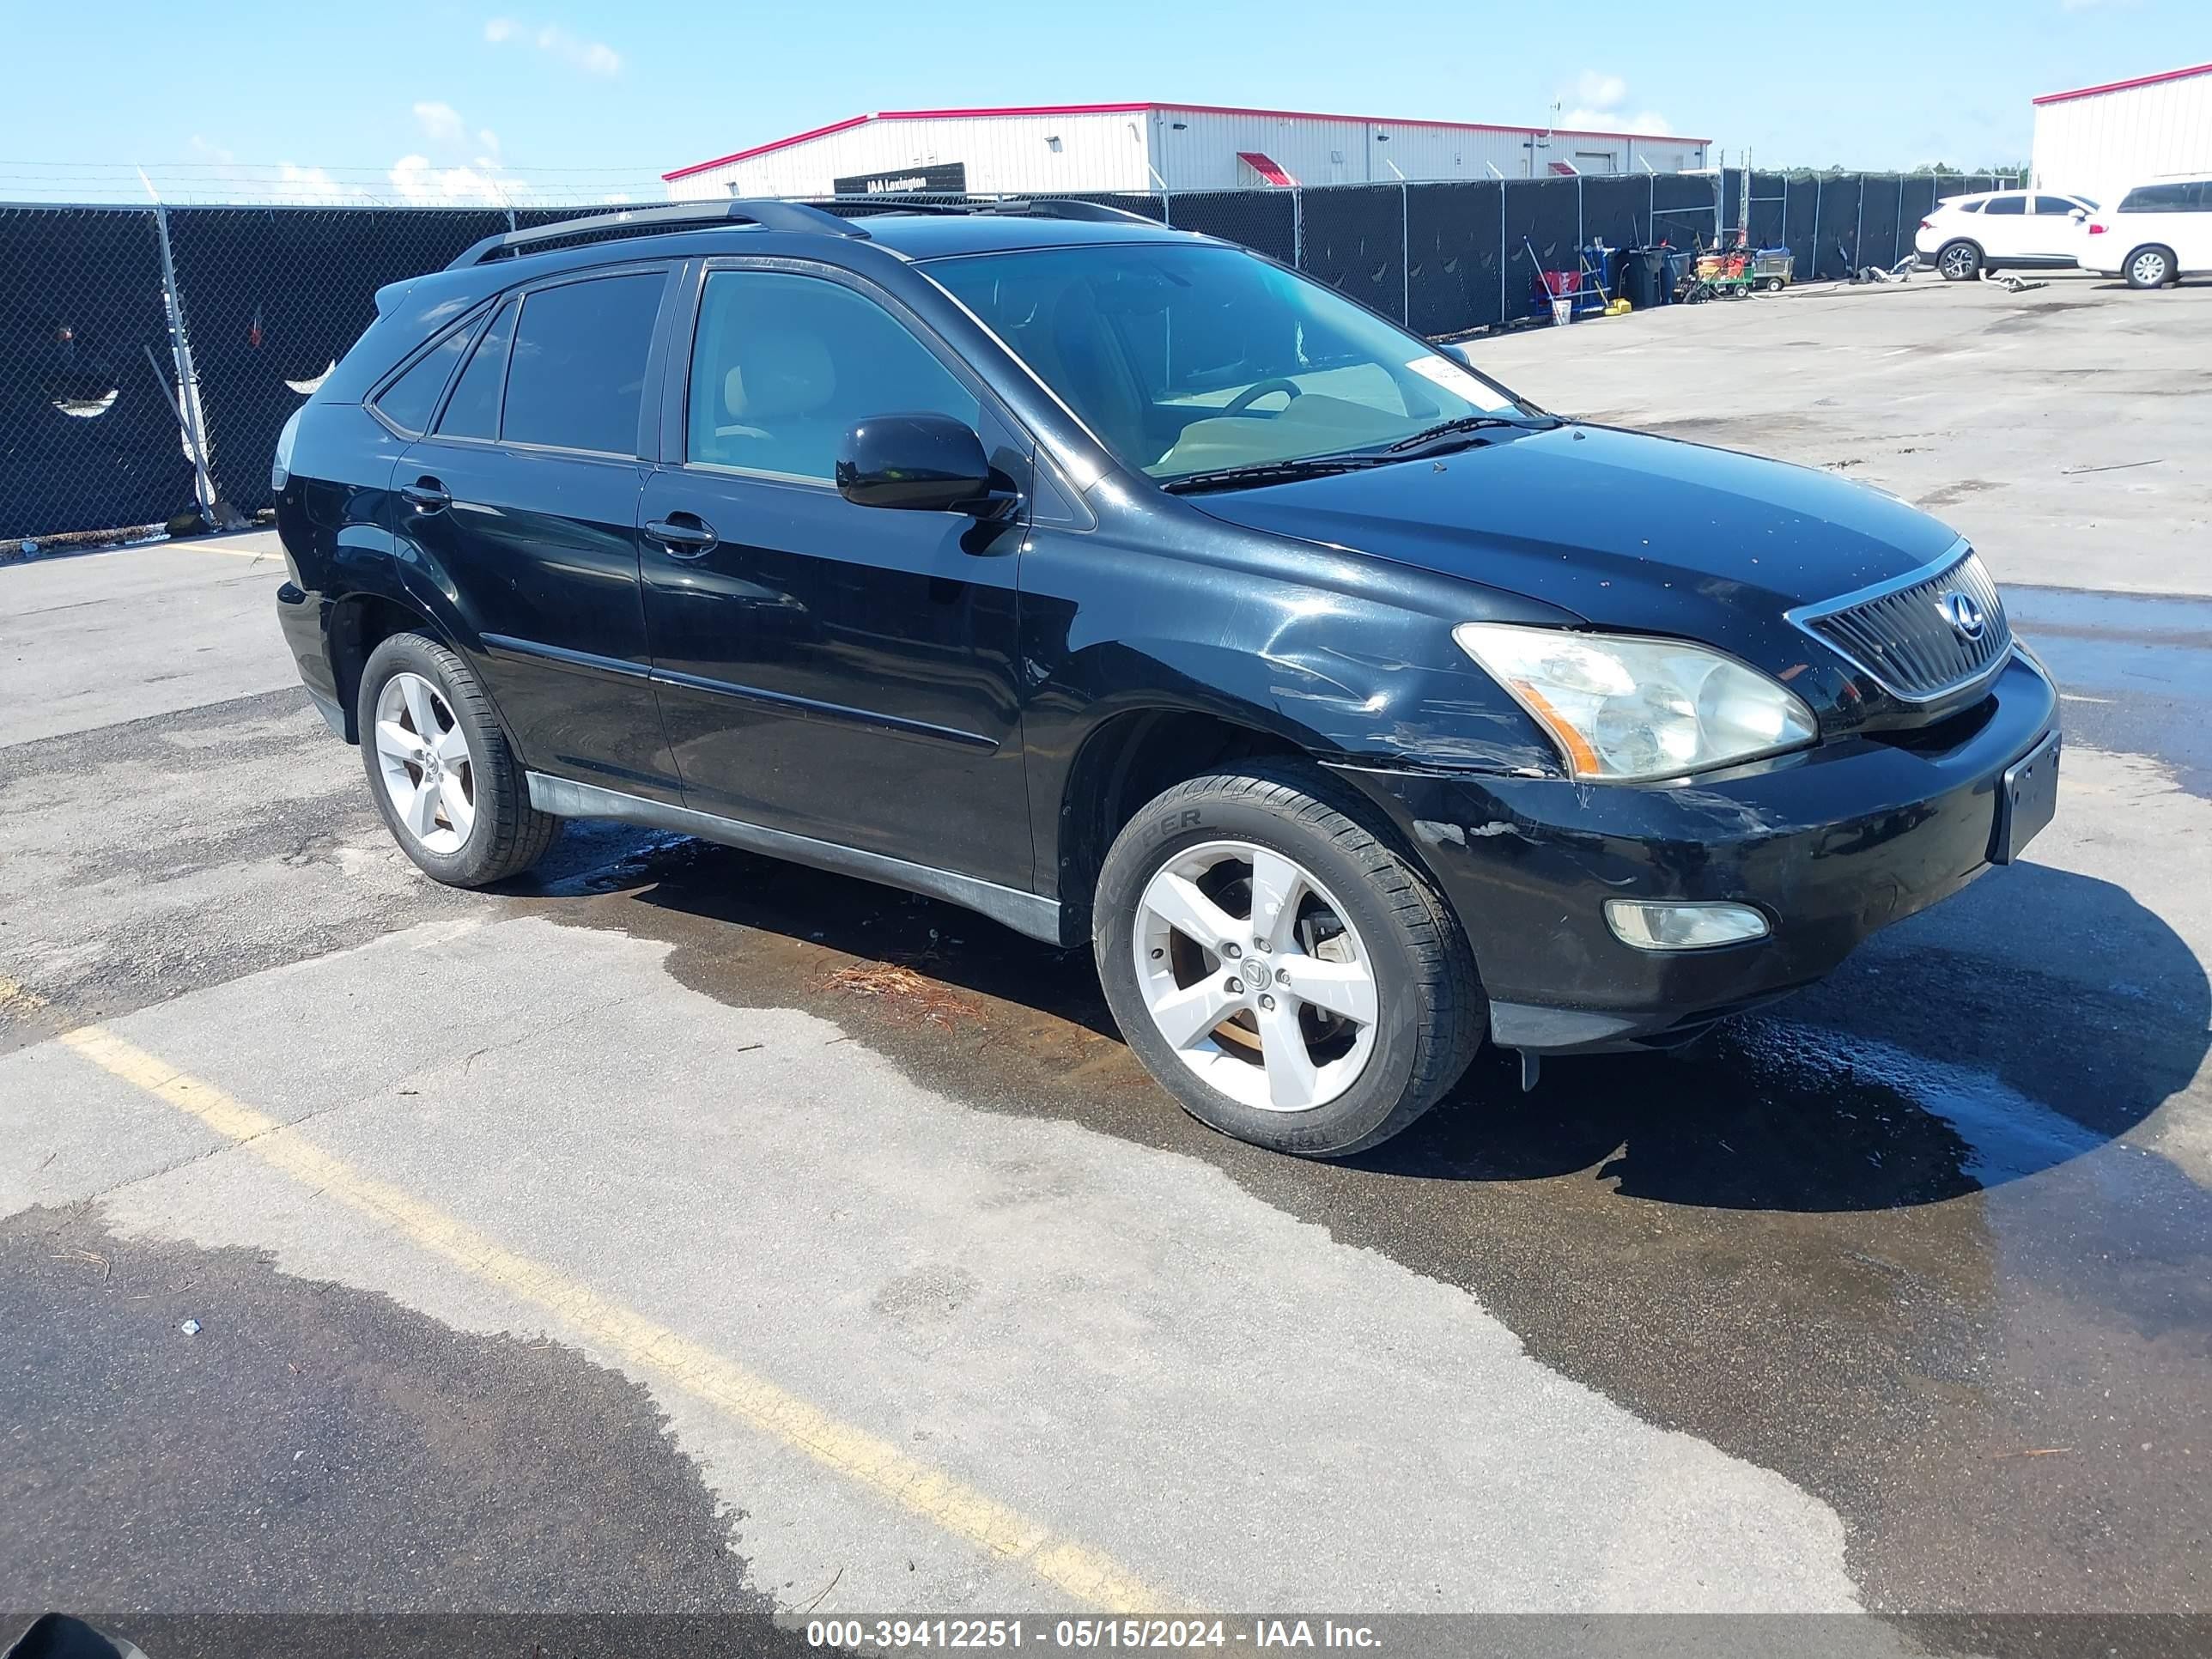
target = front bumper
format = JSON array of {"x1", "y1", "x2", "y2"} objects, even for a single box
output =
[{"x1": 1334, "y1": 653, "x2": 2059, "y2": 1053}]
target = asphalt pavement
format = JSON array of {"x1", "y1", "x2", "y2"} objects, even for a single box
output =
[{"x1": 3, "y1": 277, "x2": 2208, "y2": 1656}]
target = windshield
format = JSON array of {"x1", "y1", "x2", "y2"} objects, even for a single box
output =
[{"x1": 921, "y1": 242, "x2": 1530, "y2": 483}]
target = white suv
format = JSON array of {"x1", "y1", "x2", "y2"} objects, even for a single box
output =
[
  {"x1": 2081, "y1": 179, "x2": 2212, "y2": 288},
  {"x1": 1915, "y1": 188, "x2": 2097, "y2": 281}
]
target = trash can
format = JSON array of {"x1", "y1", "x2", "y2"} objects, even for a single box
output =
[{"x1": 1622, "y1": 247, "x2": 1667, "y2": 311}]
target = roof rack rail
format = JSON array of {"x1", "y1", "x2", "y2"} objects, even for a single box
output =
[{"x1": 446, "y1": 199, "x2": 866, "y2": 270}]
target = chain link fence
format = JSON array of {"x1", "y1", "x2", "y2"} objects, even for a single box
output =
[{"x1": 3, "y1": 171, "x2": 2022, "y2": 543}]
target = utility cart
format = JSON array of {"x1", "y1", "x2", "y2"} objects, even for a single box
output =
[{"x1": 1749, "y1": 247, "x2": 1795, "y2": 291}]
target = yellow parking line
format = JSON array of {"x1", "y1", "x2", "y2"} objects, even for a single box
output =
[{"x1": 56, "y1": 1022, "x2": 1174, "y2": 1614}]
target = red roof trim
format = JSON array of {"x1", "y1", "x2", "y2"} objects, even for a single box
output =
[
  {"x1": 2034, "y1": 60, "x2": 2212, "y2": 106},
  {"x1": 665, "y1": 100, "x2": 1709, "y2": 182},
  {"x1": 665, "y1": 113, "x2": 873, "y2": 180}
]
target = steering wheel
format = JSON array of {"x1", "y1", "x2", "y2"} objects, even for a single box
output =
[{"x1": 1223, "y1": 378, "x2": 1304, "y2": 416}]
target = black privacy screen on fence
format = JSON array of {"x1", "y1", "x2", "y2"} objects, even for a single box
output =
[
  {"x1": 1296, "y1": 186, "x2": 1407, "y2": 321},
  {"x1": 167, "y1": 208, "x2": 512, "y2": 516},
  {"x1": 0, "y1": 172, "x2": 2030, "y2": 539},
  {"x1": 1, "y1": 207, "x2": 198, "y2": 539},
  {"x1": 1408, "y1": 180, "x2": 1504, "y2": 335}
]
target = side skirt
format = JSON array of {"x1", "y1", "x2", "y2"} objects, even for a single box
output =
[{"x1": 524, "y1": 773, "x2": 1064, "y2": 946}]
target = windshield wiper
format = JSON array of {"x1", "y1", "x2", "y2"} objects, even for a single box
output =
[
  {"x1": 1161, "y1": 454, "x2": 1397, "y2": 495},
  {"x1": 1383, "y1": 414, "x2": 1553, "y2": 454}
]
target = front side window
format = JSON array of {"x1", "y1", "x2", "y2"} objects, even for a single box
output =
[
  {"x1": 923, "y1": 243, "x2": 1525, "y2": 482},
  {"x1": 1982, "y1": 196, "x2": 2025, "y2": 216},
  {"x1": 686, "y1": 270, "x2": 979, "y2": 481},
  {"x1": 501, "y1": 272, "x2": 665, "y2": 455}
]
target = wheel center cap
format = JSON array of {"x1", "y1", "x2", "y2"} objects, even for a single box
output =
[{"x1": 1243, "y1": 958, "x2": 1273, "y2": 992}]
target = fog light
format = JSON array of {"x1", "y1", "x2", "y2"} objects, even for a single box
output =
[{"x1": 1604, "y1": 899, "x2": 1769, "y2": 951}]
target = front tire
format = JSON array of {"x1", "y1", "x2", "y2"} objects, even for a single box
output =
[
  {"x1": 357, "y1": 631, "x2": 559, "y2": 887},
  {"x1": 1936, "y1": 240, "x2": 1982, "y2": 282},
  {"x1": 1094, "y1": 763, "x2": 1485, "y2": 1158},
  {"x1": 2125, "y1": 246, "x2": 2176, "y2": 289}
]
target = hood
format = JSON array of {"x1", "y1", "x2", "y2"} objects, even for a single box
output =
[{"x1": 1188, "y1": 423, "x2": 1962, "y2": 662}]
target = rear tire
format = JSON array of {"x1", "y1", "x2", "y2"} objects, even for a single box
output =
[
  {"x1": 2125, "y1": 246, "x2": 2176, "y2": 289},
  {"x1": 1094, "y1": 763, "x2": 1486, "y2": 1158},
  {"x1": 1936, "y1": 240, "x2": 1982, "y2": 282},
  {"x1": 357, "y1": 631, "x2": 559, "y2": 888}
]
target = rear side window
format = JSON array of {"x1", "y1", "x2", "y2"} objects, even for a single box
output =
[
  {"x1": 1982, "y1": 196, "x2": 2024, "y2": 216},
  {"x1": 2119, "y1": 182, "x2": 2194, "y2": 212},
  {"x1": 2032, "y1": 196, "x2": 2081, "y2": 216},
  {"x1": 436, "y1": 297, "x2": 517, "y2": 441},
  {"x1": 372, "y1": 324, "x2": 474, "y2": 435},
  {"x1": 501, "y1": 272, "x2": 665, "y2": 455}
]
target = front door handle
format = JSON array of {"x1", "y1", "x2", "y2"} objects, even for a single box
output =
[
  {"x1": 400, "y1": 477, "x2": 450, "y2": 513},
  {"x1": 646, "y1": 514, "x2": 718, "y2": 558}
]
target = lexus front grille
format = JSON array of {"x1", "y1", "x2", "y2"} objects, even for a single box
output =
[{"x1": 1789, "y1": 544, "x2": 2012, "y2": 702}]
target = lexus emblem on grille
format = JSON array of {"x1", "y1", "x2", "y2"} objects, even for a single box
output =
[{"x1": 1941, "y1": 590, "x2": 1986, "y2": 641}]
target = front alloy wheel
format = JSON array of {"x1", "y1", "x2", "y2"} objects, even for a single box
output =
[
  {"x1": 1133, "y1": 840, "x2": 1380, "y2": 1113},
  {"x1": 374, "y1": 671, "x2": 476, "y2": 854},
  {"x1": 1094, "y1": 763, "x2": 1486, "y2": 1158}
]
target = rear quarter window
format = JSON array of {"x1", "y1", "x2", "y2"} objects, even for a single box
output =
[{"x1": 371, "y1": 323, "x2": 476, "y2": 436}]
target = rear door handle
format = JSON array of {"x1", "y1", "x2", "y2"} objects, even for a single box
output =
[
  {"x1": 401, "y1": 477, "x2": 450, "y2": 512},
  {"x1": 646, "y1": 514, "x2": 718, "y2": 558}
]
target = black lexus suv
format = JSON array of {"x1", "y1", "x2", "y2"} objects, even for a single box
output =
[{"x1": 272, "y1": 198, "x2": 2059, "y2": 1158}]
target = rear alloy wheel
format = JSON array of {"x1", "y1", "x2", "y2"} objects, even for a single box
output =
[
  {"x1": 357, "y1": 631, "x2": 560, "y2": 888},
  {"x1": 1095, "y1": 764, "x2": 1485, "y2": 1158},
  {"x1": 2126, "y1": 246, "x2": 2175, "y2": 289},
  {"x1": 1936, "y1": 240, "x2": 1982, "y2": 282},
  {"x1": 374, "y1": 672, "x2": 477, "y2": 855}
]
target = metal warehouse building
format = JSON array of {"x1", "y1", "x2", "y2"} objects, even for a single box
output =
[
  {"x1": 664, "y1": 101, "x2": 1710, "y2": 198},
  {"x1": 2033, "y1": 61, "x2": 2212, "y2": 198}
]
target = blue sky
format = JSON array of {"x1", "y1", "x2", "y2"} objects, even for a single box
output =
[{"x1": 3, "y1": 0, "x2": 2192, "y2": 204}]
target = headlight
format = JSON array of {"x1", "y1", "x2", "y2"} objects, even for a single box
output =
[{"x1": 1453, "y1": 623, "x2": 1818, "y2": 781}]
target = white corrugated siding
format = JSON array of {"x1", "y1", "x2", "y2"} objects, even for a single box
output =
[
  {"x1": 2033, "y1": 70, "x2": 2212, "y2": 201},
  {"x1": 665, "y1": 106, "x2": 1710, "y2": 199},
  {"x1": 674, "y1": 112, "x2": 1156, "y2": 198},
  {"x1": 1152, "y1": 107, "x2": 1705, "y2": 188}
]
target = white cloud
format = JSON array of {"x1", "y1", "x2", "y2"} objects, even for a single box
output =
[
  {"x1": 483, "y1": 16, "x2": 622, "y2": 75},
  {"x1": 1559, "y1": 106, "x2": 1674, "y2": 136},
  {"x1": 1555, "y1": 70, "x2": 1670, "y2": 137},
  {"x1": 412, "y1": 100, "x2": 469, "y2": 145},
  {"x1": 387, "y1": 154, "x2": 518, "y2": 205},
  {"x1": 1577, "y1": 71, "x2": 1627, "y2": 109}
]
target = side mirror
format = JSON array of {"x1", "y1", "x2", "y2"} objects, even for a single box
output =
[{"x1": 836, "y1": 414, "x2": 1011, "y2": 516}]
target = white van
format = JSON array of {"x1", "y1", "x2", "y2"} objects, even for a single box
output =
[{"x1": 2081, "y1": 179, "x2": 2212, "y2": 288}]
